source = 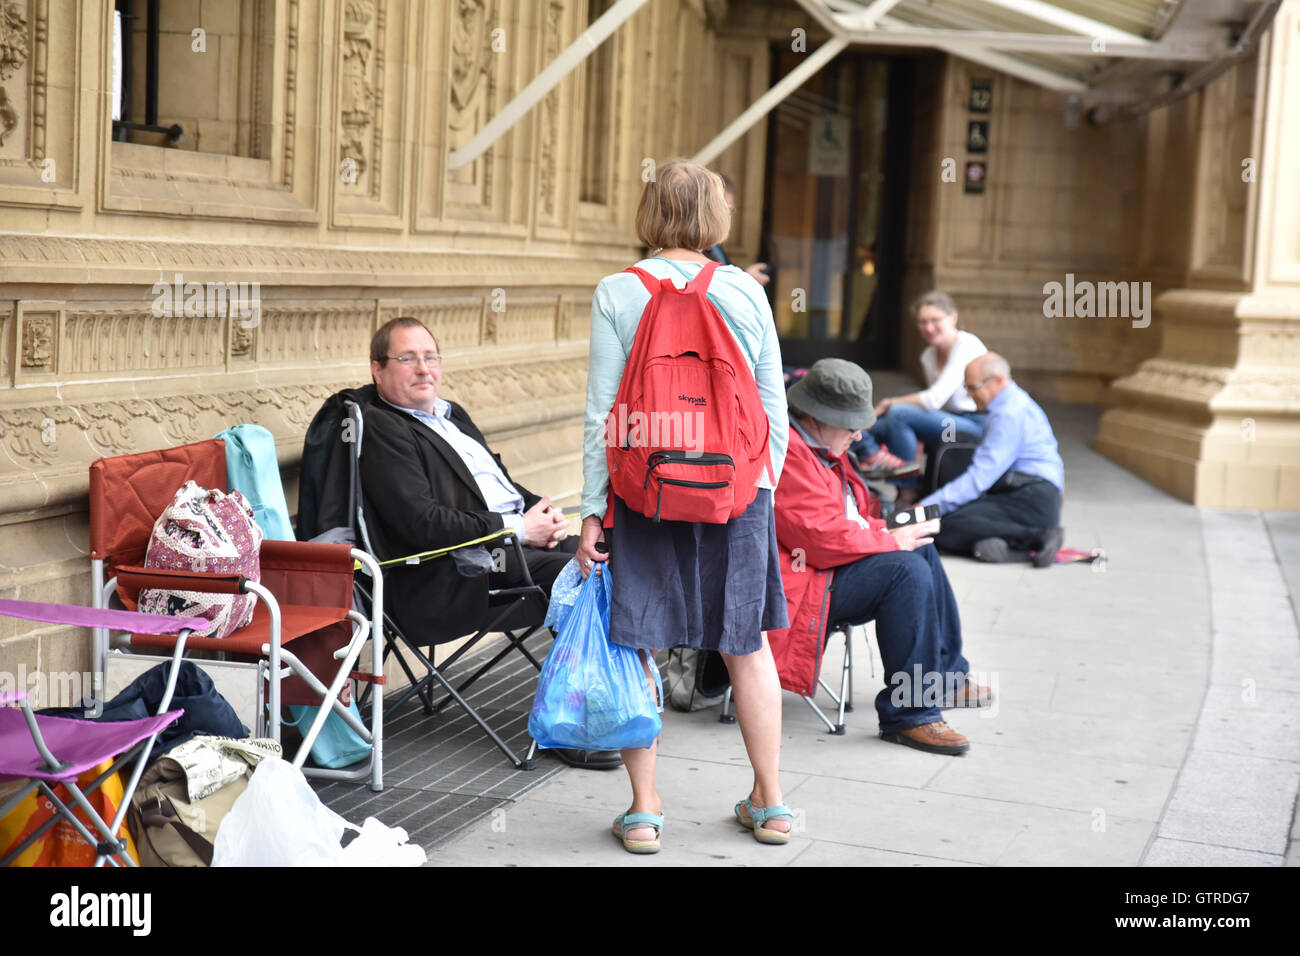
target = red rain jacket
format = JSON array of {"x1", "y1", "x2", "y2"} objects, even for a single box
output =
[{"x1": 769, "y1": 426, "x2": 898, "y2": 695}]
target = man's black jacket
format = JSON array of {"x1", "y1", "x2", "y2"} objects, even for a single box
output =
[{"x1": 358, "y1": 395, "x2": 541, "y2": 644}]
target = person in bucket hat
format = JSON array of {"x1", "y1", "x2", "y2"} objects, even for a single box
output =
[{"x1": 772, "y1": 359, "x2": 993, "y2": 756}]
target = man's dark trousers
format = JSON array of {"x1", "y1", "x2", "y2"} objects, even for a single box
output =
[
  {"x1": 934, "y1": 475, "x2": 1061, "y2": 554},
  {"x1": 492, "y1": 537, "x2": 579, "y2": 596},
  {"x1": 828, "y1": 544, "x2": 969, "y2": 734}
]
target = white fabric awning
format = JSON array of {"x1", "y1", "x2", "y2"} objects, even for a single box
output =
[
  {"x1": 792, "y1": 0, "x2": 1280, "y2": 104},
  {"x1": 693, "y1": 0, "x2": 1279, "y2": 164}
]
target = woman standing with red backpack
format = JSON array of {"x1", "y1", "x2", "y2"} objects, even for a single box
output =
[{"x1": 576, "y1": 161, "x2": 791, "y2": 854}]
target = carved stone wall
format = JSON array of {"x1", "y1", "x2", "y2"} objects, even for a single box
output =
[
  {"x1": 0, "y1": 0, "x2": 750, "y2": 702},
  {"x1": 1095, "y1": 4, "x2": 1300, "y2": 508},
  {"x1": 902, "y1": 57, "x2": 1172, "y2": 404}
]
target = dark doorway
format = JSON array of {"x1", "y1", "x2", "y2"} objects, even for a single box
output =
[{"x1": 758, "y1": 49, "x2": 915, "y2": 370}]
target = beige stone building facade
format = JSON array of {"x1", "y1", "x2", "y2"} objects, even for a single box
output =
[{"x1": 1, "y1": 0, "x2": 1297, "y2": 701}]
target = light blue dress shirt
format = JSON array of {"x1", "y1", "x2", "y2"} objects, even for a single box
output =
[
  {"x1": 383, "y1": 395, "x2": 527, "y2": 537},
  {"x1": 920, "y1": 381, "x2": 1065, "y2": 516},
  {"x1": 581, "y1": 257, "x2": 788, "y2": 520}
]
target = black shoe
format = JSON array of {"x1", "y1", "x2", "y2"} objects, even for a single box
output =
[
  {"x1": 551, "y1": 748, "x2": 623, "y2": 770},
  {"x1": 1032, "y1": 527, "x2": 1064, "y2": 569},
  {"x1": 973, "y1": 537, "x2": 1030, "y2": 564}
]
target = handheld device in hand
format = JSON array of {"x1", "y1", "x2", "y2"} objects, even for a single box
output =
[{"x1": 887, "y1": 504, "x2": 940, "y2": 530}]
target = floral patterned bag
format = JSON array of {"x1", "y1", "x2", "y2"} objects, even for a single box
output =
[{"x1": 138, "y1": 481, "x2": 263, "y2": 638}]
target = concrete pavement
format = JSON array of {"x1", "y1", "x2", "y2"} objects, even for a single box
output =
[{"x1": 429, "y1": 403, "x2": 1300, "y2": 867}]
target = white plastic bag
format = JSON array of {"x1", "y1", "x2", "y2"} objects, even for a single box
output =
[{"x1": 211, "y1": 758, "x2": 425, "y2": 867}]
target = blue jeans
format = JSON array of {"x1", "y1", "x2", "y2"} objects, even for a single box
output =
[
  {"x1": 827, "y1": 544, "x2": 969, "y2": 733},
  {"x1": 871, "y1": 405, "x2": 987, "y2": 463}
]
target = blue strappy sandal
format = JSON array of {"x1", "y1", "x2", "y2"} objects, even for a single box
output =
[
  {"x1": 612, "y1": 811, "x2": 663, "y2": 854},
  {"x1": 734, "y1": 797, "x2": 793, "y2": 845}
]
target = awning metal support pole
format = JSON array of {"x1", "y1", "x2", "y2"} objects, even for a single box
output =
[
  {"x1": 447, "y1": 0, "x2": 650, "y2": 171},
  {"x1": 691, "y1": 35, "x2": 850, "y2": 168}
]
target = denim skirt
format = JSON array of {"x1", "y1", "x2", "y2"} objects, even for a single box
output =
[{"x1": 607, "y1": 489, "x2": 789, "y2": 656}]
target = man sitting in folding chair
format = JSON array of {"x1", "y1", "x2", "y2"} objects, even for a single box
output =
[
  {"x1": 359, "y1": 317, "x2": 620, "y2": 771},
  {"x1": 770, "y1": 359, "x2": 993, "y2": 757}
]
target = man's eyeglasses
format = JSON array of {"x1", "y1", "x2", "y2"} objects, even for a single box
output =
[
  {"x1": 964, "y1": 376, "x2": 994, "y2": 393},
  {"x1": 387, "y1": 352, "x2": 442, "y2": 369}
]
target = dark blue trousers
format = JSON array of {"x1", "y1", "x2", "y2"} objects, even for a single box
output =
[{"x1": 828, "y1": 544, "x2": 970, "y2": 733}]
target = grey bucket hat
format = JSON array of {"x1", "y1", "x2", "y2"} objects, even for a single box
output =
[{"x1": 786, "y1": 358, "x2": 876, "y2": 431}]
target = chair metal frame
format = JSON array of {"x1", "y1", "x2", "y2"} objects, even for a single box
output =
[
  {"x1": 720, "y1": 623, "x2": 862, "y2": 735},
  {"x1": 0, "y1": 603, "x2": 198, "y2": 867},
  {"x1": 344, "y1": 400, "x2": 547, "y2": 771},
  {"x1": 88, "y1": 439, "x2": 387, "y2": 791}
]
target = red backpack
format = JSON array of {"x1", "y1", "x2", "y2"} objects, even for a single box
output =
[{"x1": 605, "y1": 261, "x2": 770, "y2": 524}]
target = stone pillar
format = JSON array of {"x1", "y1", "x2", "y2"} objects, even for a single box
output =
[{"x1": 1094, "y1": 3, "x2": 1300, "y2": 509}]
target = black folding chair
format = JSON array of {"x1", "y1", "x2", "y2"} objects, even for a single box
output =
[
  {"x1": 302, "y1": 392, "x2": 550, "y2": 770},
  {"x1": 923, "y1": 441, "x2": 979, "y2": 496}
]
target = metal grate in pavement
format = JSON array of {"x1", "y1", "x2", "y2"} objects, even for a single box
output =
[{"x1": 313, "y1": 629, "x2": 565, "y2": 854}]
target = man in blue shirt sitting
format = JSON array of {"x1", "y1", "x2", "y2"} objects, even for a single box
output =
[{"x1": 920, "y1": 353, "x2": 1065, "y2": 568}]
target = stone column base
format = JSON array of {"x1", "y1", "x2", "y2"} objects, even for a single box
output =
[{"x1": 1093, "y1": 291, "x2": 1300, "y2": 509}]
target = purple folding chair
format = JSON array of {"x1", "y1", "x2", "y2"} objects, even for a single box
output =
[{"x1": 0, "y1": 598, "x2": 208, "y2": 867}]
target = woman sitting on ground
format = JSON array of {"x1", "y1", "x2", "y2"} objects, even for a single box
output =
[{"x1": 859, "y1": 291, "x2": 988, "y2": 477}]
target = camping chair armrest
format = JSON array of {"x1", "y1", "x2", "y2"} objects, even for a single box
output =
[
  {"x1": 116, "y1": 566, "x2": 251, "y2": 595},
  {"x1": 258, "y1": 539, "x2": 356, "y2": 573},
  {"x1": 385, "y1": 530, "x2": 536, "y2": 587}
]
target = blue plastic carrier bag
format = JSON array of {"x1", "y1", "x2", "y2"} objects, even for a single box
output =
[{"x1": 528, "y1": 564, "x2": 663, "y2": 752}]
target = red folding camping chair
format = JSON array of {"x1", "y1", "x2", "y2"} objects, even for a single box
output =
[
  {"x1": 0, "y1": 598, "x2": 205, "y2": 867},
  {"x1": 87, "y1": 438, "x2": 386, "y2": 790}
]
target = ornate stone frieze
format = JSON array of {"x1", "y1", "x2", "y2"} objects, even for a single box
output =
[
  {"x1": 20, "y1": 315, "x2": 51, "y2": 367},
  {"x1": 537, "y1": 1, "x2": 563, "y2": 219},
  {"x1": 257, "y1": 303, "x2": 373, "y2": 364},
  {"x1": 449, "y1": 0, "x2": 489, "y2": 113},
  {"x1": 0, "y1": 235, "x2": 618, "y2": 286},
  {"x1": 1111, "y1": 358, "x2": 1230, "y2": 406},
  {"x1": 61, "y1": 308, "x2": 224, "y2": 373},
  {"x1": 447, "y1": 0, "x2": 498, "y2": 205},
  {"x1": 0, "y1": 357, "x2": 588, "y2": 514},
  {"x1": 493, "y1": 297, "x2": 557, "y2": 345},
  {"x1": 0, "y1": 405, "x2": 76, "y2": 465},
  {"x1": 0, "y1": 0, "x2": 29, "y2": 150},
  {"x1": 340, "y1": 0, "x2": 376, "y2": 180},
  {"x1": 283, "y1": 0, "x2": 300, "y2": 188},
  {"x1": 441, "y1": 358, "x2": 585, "y2": 419},
  {"x1": 380, "y1": 297, "x2": 484, "y2": 350}
]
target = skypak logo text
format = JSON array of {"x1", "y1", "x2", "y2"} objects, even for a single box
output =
[
  {"x1": 50, "y1": 887, "x2": 151, "y2": 936},
  {"x1": 151, "y1": 272, "x2": 261, "y2": 328},
  {"x1": 1042, "y1": 273, "x2": 1152, "y2": 329},
  {"x1": 605, "y1": 403, "x2": 706, "y2": 456}
]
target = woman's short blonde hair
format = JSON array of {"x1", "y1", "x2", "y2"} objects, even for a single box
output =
[{"x1": 635, "y1": 160, "x2": 731, "y2": 252}]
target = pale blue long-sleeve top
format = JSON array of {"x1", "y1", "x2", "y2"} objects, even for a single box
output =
[{"x1": 581, "y1": 257, "x2": 788, "y2": 520}]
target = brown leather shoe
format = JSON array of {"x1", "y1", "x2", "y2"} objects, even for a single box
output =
[
  {"x1": 944, "y1": 678, "x2": 995, "y2": 709},
  {"x1": 881, "y1": 720, "x2": 970, "y2": 756}
]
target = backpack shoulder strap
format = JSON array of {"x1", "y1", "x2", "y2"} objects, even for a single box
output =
[
  {"x1": 623, "y1": 266, "x2": 663, "y2": 296},
  {"x1": 686, "y1": 259, "x2": 721, "y2": 292}
]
